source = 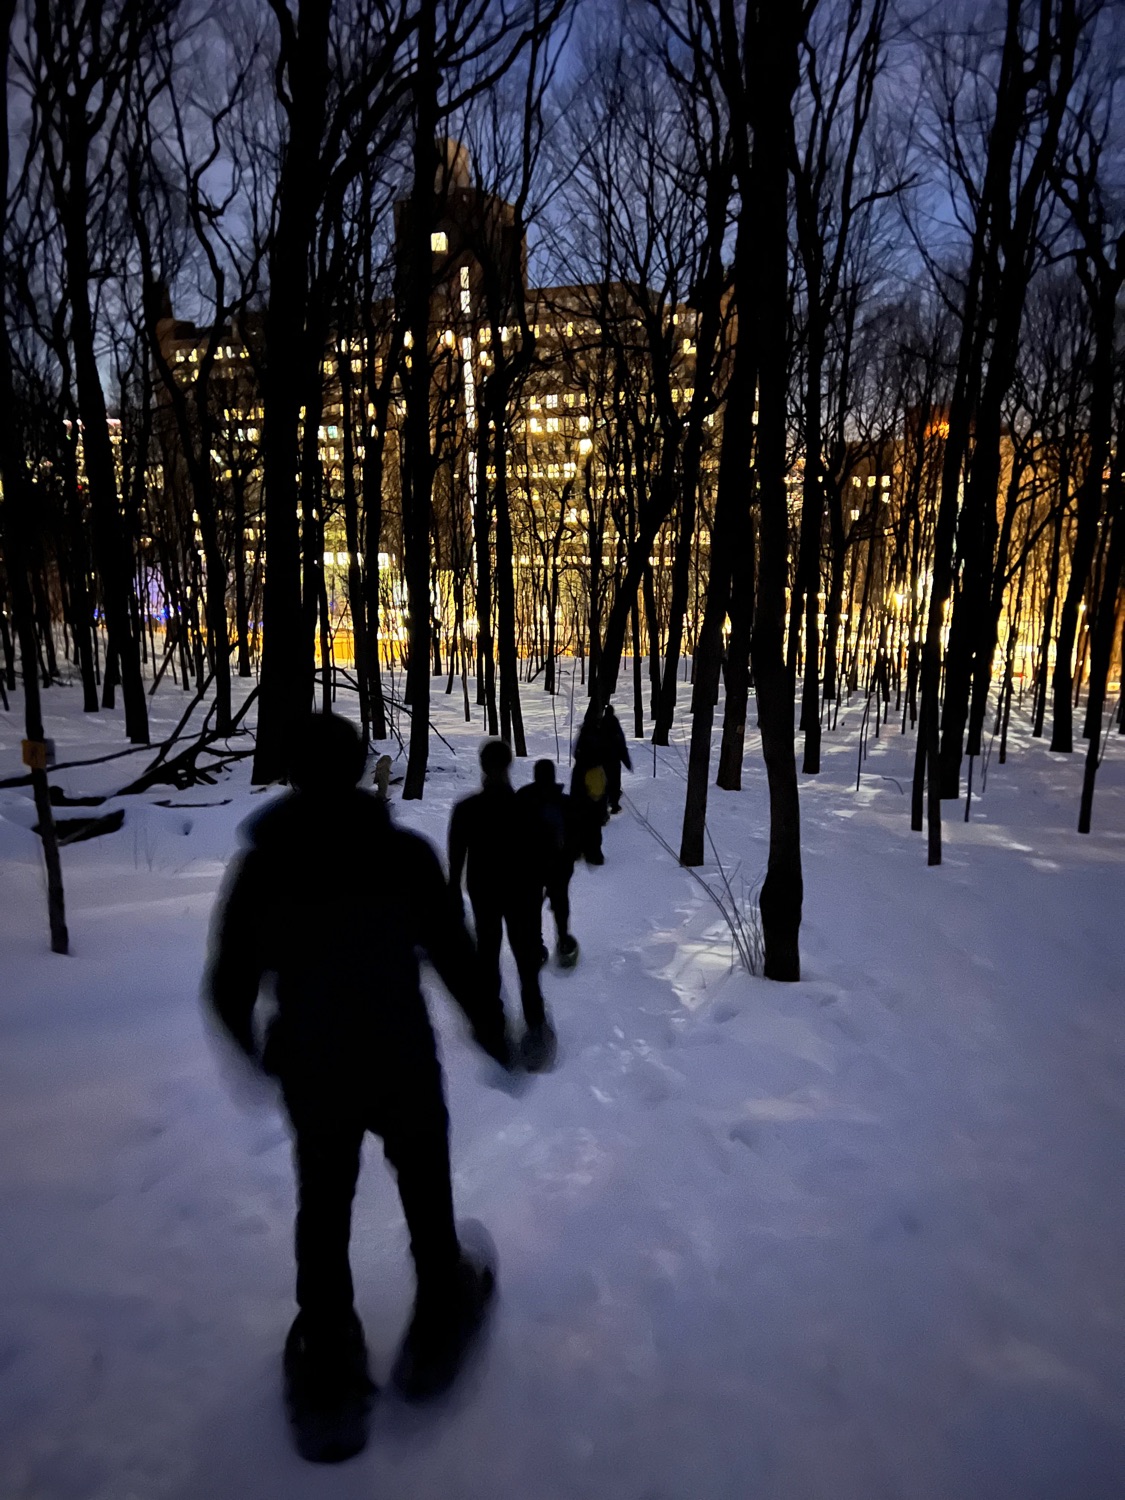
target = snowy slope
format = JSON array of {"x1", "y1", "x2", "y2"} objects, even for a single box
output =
[{"x1": 1, "y1": 671, "x2": 1123, "y2": 1500}]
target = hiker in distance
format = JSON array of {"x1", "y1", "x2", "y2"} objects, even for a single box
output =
[
  {"x1": 204, "y1": 713, "x2": 512, "y2": 1464},
  {"x1": 516, "y1": 758, "x2": 580, "y2": 968},
  {"x1": 570, "y1": 705, "x2": 610, "y2": 864},
  {"x1": 449, "y1": 739, "x2": 559, "y2": 1072},
  {"x1": 600, "y1": 702, "x2": 633, "y2": 814}
]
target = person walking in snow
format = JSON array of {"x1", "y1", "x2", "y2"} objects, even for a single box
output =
[
  {"x1": 570, "y1": 705, "x2": 610, "y2": 864},
  {"x1": 204, "y1": 713, "x2": 512, "y2": 1462},
  {"x1": 449, "y1": 739, "x2": 558, "y2": 1071},
  {"x1": 600, "y1": 702, "x2": 633, "y2": 814},
  {"x1": 516, "y1": 758, "x2": 579, "y2": 966}
]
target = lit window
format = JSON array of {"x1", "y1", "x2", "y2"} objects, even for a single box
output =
[
  {"x1": 443, "y1": 329, "x2": 455, "y2": 347},
  {"x1": 546, "y1": 393, "x2": 558, "y2": 408},
  {"x1": 564, "y1": 393, "x2": 576, "y2": 407},
  {"x1": 324, "y1": 551, "x2": 335, "y2": 564},
  {"x1": 529, "y1": 396, "x2": 540, "y2": 410},
  {"x1": 578, "y1": 415, "x2": 590, "y2": 431},
  {"x1": 530, "y1": 418, "x2": 542, "y2": 433},
  {"x1": 431, "y1": 231, "x2": 448, "y2": 253},
  {"x1": 546, "y1": 416, "x2": 559, "y2": 432},
  {"x1": 881, "y1": 475, "x2": 890, "y2": 488},
  {"x1": 352, "y1": 358, "x2": 362, "y2": 374},
  {"x1": 578, "y1": 437, "x2": 593, "y2": 456},
  {"x1": 548, "y1": 463, "x2": 560, "y2": 478},
  {"x1": 682, "y1": 338, "x2": 695, "y2": 354}
]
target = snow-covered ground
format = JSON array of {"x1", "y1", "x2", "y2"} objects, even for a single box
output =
[{"x1": 2, "y1": 666, "x2": 1123, "y2": 1500}]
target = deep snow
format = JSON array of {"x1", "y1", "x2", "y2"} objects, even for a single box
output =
[{"x1": 1, "y1": 667, "x2": 1123, "y2": 1500}]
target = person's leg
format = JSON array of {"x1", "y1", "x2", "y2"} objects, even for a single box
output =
[
  {"x1": 607, "y1": 763, "x2": 622, "y2": 813},
  {"x1": 288, "y1": 1106, "x2": 366, "y2": 1332},
  {"x1": 381, "y1": 1064, "x2": 496, "y2": 1398},
  {"x1": 506, "y1": 901, "x2": 548, "y2": 1029},
  {"x1": 546, "y1": 865, "x2": 571, "y2": 945},
  {"x1": 471, "y1": 896, "x2": 503, "y2": 1000},
  {"x1": 587, "y1": 808, "x2": 604, "y2": 863},
  {"x1": 380, "y1": 1086, "x2": 461, "y2": 1301}
]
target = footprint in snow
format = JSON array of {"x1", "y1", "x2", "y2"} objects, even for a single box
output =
[{"x1": 626, "y1": 1059, "x2": 683, "y2": 1106}]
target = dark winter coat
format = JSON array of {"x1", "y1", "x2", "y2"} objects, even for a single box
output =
[
  {"x1": 571, "y1": 720, "x2": 609, "y2": 814},
  {"x1": 205, "y1": 788, "x2": 507, "y2": 1104},
  {"x1": 448, "y1": 782, "x2": 543, "y2": 906},
  {"x1": 602, "y1": 712, "x2": 632, "y2": 774},
  {"x1": 515, "y1": 779, "x2": 576, "y2": 878}
]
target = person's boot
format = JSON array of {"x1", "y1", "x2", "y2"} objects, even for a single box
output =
[
  {"x1": 283, "y1": 1310, "x2": 376, "y2": 1463},
  {"x1": 393, "y1": 1233, "x2": 497, "y2": 1402},
  {"x1": 519, "y1": 1017, "x2": 558, "y2": 1072},
  {"x1": 556, "y1": 934, "x2": 579, "y2": 969}
]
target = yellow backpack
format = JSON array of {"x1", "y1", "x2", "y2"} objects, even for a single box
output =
[{"x1": 584, "y1": 766, "x2": 607, "y2": 801}]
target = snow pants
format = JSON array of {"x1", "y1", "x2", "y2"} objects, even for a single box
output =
[
  {"x1": 284, "y1": 1063, "x2": 460, "y2": 1333},
  {"x1": 543, "y1": 860, "x2": 574, "y2": 945},
  {"x1": 606, "y1": 761, "x2": 622, "y2": 813},
  {"x1": 470, "y1": 893, "x2": 546, "y2": 1028}
]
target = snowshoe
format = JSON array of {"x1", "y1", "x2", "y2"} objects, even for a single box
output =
[
  {"x1": 556, "y1": 935, "x2": 579, "y2": 970},
  {"x1": 393, "y1": 1222, "x2": 498, "y2": 1402},
  {"x1": 519, "y1": 1018, "x2": 558, "y2": 1073},
  {"x1": 283, "y1": 1311, "x2": 376, "y2": 1464}
]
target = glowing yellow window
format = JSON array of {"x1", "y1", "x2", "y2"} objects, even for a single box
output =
[{"x1": 431, "y1": 231, "x2": 448, "y2": 252}]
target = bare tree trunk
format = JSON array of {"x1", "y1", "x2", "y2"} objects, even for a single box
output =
[
  {"x1": 1078, "y1": 464, "x2": 1123, "y2": 832},
  {"x1": 0, "y1": 1, "x2": 67, "y2": 949},
  {"x1": 253, "y1": 0, "x2": 331, "y2": 782},
  {"x1": 748, "y1": 2, "x2": 802, "y2": 980},
  {"x1": 400, "y1": 0, "x2": 439, "y2": 799}
]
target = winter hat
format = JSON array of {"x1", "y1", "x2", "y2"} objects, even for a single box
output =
[
  {"x1": 287, "y1": 713, "x2": 367, "y2": 792},
  {"x1": 479, "y1": 738, "x2": 513, "y2": 779},
  {"x1": 533, "y1": 758, "x2": 557, "y2": 788}
]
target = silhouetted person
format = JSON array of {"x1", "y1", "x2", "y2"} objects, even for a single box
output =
[
  {"x1": 516, "y1": 759, "x2": 578, "y2": 965},
  {"x1": 204, "y1": 713, "x2": 511, "y2": 1462},
  {"x1": 449, "y1": 739, "x2": 557, "y2": 1071},
  {"x1": 570, "y1": 705, "x2": 609, "y2": 864},
  {"x1": 601, "y1": 703, "x2": 633, "y2": 813}
]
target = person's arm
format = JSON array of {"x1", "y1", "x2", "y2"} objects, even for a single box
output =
[
  {"x1": 618, "y1": 725, "x2": 633, "y2": 772},
  {"x1": 413, "y1": 835, "x2": 512, "y2": 1067},
  {"x1": 447, "y1": 799, "x2": 469, "y2": 894},
  {"x1": 203, "y1": 852, "x2": 268, "y2": 1060}
]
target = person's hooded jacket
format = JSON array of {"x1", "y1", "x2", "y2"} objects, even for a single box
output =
[{"x1": 205, "y1": 786, "x2": 509, "y2": 1103}]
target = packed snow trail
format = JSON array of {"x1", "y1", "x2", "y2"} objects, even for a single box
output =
[{"x1": 2, "y1": 678, "x2": 1124, "y2": 1498}]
